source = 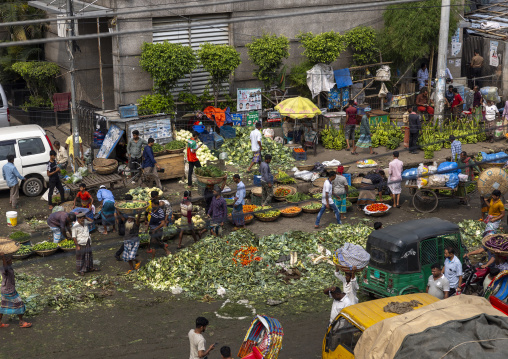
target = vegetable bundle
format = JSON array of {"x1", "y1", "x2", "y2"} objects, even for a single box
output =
[{"x1": 195, "y1": 165, "x2": 225, "y2": 178}]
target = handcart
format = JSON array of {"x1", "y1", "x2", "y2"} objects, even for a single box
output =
[
  {"x1": 238, "y1": 315, "x2": 284, "y2": 359},
  {"x1": 406, "y1": 179, "x2": 477, "y2": 213}
]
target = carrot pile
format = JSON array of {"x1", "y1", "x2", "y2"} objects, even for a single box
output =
[
  {"x1": 281, "y1": 207, "x2": 301, "y2": 214},
  {"x1": 242, "y1": 205, "x2": 258, "y2": 213},
  {"x1": 293, "y1": 148, "x2": 305, "y2": 153},
  {"x1": 233, "y1": 246, "x2": 261, "y2": 266},
  {"x1": 365, "y1": 203, "x2": 389, "y2": 212}
]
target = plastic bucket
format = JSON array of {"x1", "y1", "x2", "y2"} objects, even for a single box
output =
[{"x1": 6, "y1": 211, "x2": 17, "y2": 227}]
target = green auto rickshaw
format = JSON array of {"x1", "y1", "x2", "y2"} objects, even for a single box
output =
[{"x1": 361, "y1": 218, "x2": 466, "y2": 298}]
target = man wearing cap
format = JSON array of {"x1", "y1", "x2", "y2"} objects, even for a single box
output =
[
  {"x1": 72, "y1": 212, "x2": 99, "y2": 275},
  {"x1": 247, "y1": 122, "x2": 262, "y2": 173},
  {"x1": 232, "y1": 174, "x2": 246, "y2": 229},
  {"x1": 323, "y1": 285, "x2": 353, "y2": 325},
  {"x1": 208, "y1": 185, "x2": 227, "y2": 237},
  {"x1": 97, "y1": 185, "x2": 116, "y2": 235},
  {"x1": 127, "y1": 130, "x2": 147, "y2": 180}
]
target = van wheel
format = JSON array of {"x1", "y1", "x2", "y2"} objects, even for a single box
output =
[{"x1": 23, "y1": 177, "x2": 43, "y2": 197}]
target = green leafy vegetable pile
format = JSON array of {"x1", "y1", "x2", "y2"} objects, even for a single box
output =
[
  {"x1": 152, "y1": 143, "x2": 164, "y2": 153},
  {"x1": 9, "y1": 231, "x2": 31, "y2": 241},
  {"x1": 14, "y1": 245, "x2": 33, "y2": 255},
  {"x1": 137, "y1": 224, "x2": 373, "y2": 301},
  {"x1": 32, "y1": 242, "x2": 58, "y2": 251},
  {"x1": 165, "y1": 140, "x2": 186, "y2": 150},
  {"x1": 286, "y1": 193, "x2": 310, "y2": 202},
  {"x1": 195, "y1": 165, "x2": 225, "y2": 178},
  {"x1": 221, "y1": 127, "x2": 295, "y2": 169},
  {"x1": 458, "y1": 220, "x2": 486, "y2": 249}
]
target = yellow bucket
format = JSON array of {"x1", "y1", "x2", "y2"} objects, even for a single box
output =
[{"x1": 6, "y1": 211, "x2": 17, "y2": 227}]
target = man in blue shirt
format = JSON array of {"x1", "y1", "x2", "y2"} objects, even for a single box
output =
[
  {"x1": 141, "y1": 138, "x2": 162, "y2": 189},
  {"x1": 444, "y1": 247, "x2": 463, "y2": 296},
  {"x1": 2, "y1": 155, "x2": 25, "y2": 209},
  {"x1": 97, "y1": 185, "x2": 115, "y2": 204},
  {"x1": 232, "y1": 174, "x2": 246, "y2": 229},
  {"x1": 97, "y1": 184, "x2": 116, "y2": 235}
]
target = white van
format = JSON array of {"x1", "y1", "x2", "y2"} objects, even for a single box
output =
[
  {"x1": 0, "y1": 125, "x2": 53, "y2": 196},
  {"x1": 0, "y1": 84, "x2": 9, "y2": 127}
]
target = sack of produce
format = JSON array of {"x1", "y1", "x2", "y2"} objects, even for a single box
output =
[
  {"x1": 357, "y1": 159, "x2": 378, "y2": 168},
  {"x1": 294, "y1": 170, "x2": 314, "y2": 181},
  {"x1": 481, "y1": 151, "x2": 508, "y2": 164},
  {"x1": 437, "y1": 161, "x2": 459, "y2": 174},
  {"x1": 480, "y1": 86, "x2": 499, "y2": 101},
  {"x1": 333, "y1": 242, "x2": 370, "y2": 270},
  {"x1": 446, "y1": 173, "x2": 459, "y2": 189},
  {"x1": 428, "y1": 174, "x2": 448, "y2": 187},
  {"x1": 402, "y1": 168, "x2": 417, "y2": 180}
]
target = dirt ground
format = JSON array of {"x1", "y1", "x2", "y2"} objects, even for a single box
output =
[{"x1": 0, "y1": 134, "x2": 505, "y2": 358}]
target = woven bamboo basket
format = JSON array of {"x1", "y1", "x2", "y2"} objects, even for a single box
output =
[
  {"x1": 251, "y1": 187, "x2": 262, "y2": 197},
  {"x1": 309, "y1": 187, "x2": 322, "y2": 195},
  {"x1": 166, "y1": 148, "x2": 185, "y2": 155},
  {"x1": 153, "y1": 150, "x2": 168, "y2": 157},
  {"x1": 115, "y1": 200, "x2": 149, "y2": 215},
  {"x1": 280, "y1": 207, "x2": 302, "y2": 218},
  {"x1": 60, "y1": 246, "x2": 76, "y2": 253},
  {"x1": 296, "y1": 164, "x2": 314, "y2": 171},
  {"x1": 352, "y1": 177, "x2": 364, "y2": 188},
  {"x1": 301, "y1": 201, "x2": 322, "y2": 213},
  {"x1": 195, "y1": 174, "x2": 227, "y2": 186},
  {"x1": 335, "y1": 264, "x2": 365, "y2": 273},
  {"x1": 482, "y1": 234, "x2": 508, "y2": 256},
  {"x1": 254, "y1": 212, "x2": 281, "y2": 222},
  {"x1": 313, "y1": 177, "x2": 327, "y2": 188},
  {"x1": 35, "y1": 248, "x2": 58, "y2": 257},
  {"x1": 0, "y1": 239, "x2": 20, "y2": 255},
  {"x1": 93, "y1": 158, "x2": 118, "y2": 175},
  {"x1": 228, "y1": 214, "x2": 254, "y2": 225},
  {"x1": 12, "y1": 251, "x2": 34, "y2": 260},
  {"x1": 273, "y1": 186, "x2": 297, "y2": 201},
  {"x1": 477, "y1": 167, "x2": 508, "y2": 196}
]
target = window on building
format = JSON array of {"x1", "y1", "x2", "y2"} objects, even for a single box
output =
[{"x1": 152, "y1": 14, "x2": 230, "y2": 96}]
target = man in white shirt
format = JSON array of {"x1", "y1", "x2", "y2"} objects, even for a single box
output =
[
  {"x1": 426, "y1": 263, "x2": 450, "y2": 299},
  {"x1": 54, "y1": 141, "x2": 68, "y2": 170},
  {"x1": 247, "y1": 122, "x2": 262, "y2": 172},
  {"x1": 444, "y1": 247, "x2": 463, "y2": 296},
  {"x1": 334, "y1": 267, "x2": 359, "y2": 304},
  {"x1": 323, "y1": 286, "x2": 353, "y2": 325},
  {"x1": 188, "y1": 317, "x2": 215, "y2": 359},
  {"x1": 315, "y1": 171, "x2": 342, "y2": 228},
  {"x1": 484, "y1": 100, "x2": 499, "y2": 143}
]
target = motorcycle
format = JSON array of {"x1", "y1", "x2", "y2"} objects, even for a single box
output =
[{"x1": 459, "y1": 256, "x2": 490, "y2": 296}]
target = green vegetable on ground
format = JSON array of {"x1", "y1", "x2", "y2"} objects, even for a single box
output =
[
  {"x1": 59, "y1": 239, "x2": 76, "y2": 249},
  {"x1": 152, "y1": 143, "x2": 164, "y2": 153},
  {"x1": 32, "y1": 242, "x2": 58, "y2": 251},
  {"x1": 286, "y1": 193, "x2": 310, "y2": 202},
  {"x1": 302, "y1": 202, "x2": 322, "y2": 210},
  {"x1": 14, "y1": 245, "x2": 33, "y2": 255},
  {"x1": 164, "y1": 140, "x2": 186, "y2": 150},
  {"x1": 9, "y1": 231, "x2": 31, "y2": 241}
]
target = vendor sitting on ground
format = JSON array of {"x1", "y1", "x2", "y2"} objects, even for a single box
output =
[
  {"x1": 282, "y1": 117, "x2": 302, "y2": 143},
  {"x1": 357, "y1": 170, "x2": 384, "y2": 209},
  {"x1": 416, "y1": 87, "x2": 434, "y2": 116}
]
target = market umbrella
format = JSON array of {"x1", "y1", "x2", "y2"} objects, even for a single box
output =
[{"x1": 274, "y1": 96, "x2": 322, "y2": 119}]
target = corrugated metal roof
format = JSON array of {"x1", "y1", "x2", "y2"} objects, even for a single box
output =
[{"x1": 466, "y1": 2, "x2": 508, "y2": 39}]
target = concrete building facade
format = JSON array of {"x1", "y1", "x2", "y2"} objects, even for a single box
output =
[{"x1": 31, "y1": 0, "x2": 386, "y2": 110}]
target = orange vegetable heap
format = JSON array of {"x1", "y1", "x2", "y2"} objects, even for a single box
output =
[
  {"x1": 233, "y1": 246, "x2": 261, "y2": 266},
  {"x1": 281, "y1": 207, "x2": 301, "y2": 214},
  {"x1": 242, "y1": 205, "x2": 258, "y2": 213},
  {"x1": 365, "y1": 203, "x2": 389, "y2": 212},
  {"x1": 244, "y1": 215, "x2": 254, "y2": 221},
  {"x1": 274, "y1": 188, "x2": 290, "y2": 197},
  {"x1": 293, "y1": 148, "x2": 305, "y2": 153}
]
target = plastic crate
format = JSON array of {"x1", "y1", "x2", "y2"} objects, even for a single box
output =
[
  {"x1": 199, "y1": 133, "x2": 214, "y2": 143},
  {"x1": 193, "y1": 125, "x2": 206, "y2": 133},
  {"x1": 343, "y1": 173, "x2": 352, "y2": 186},
  {"x1": 220, "y1": 126, "x2": 236, "y2": 139},
  {"x1": 213, "y1": 133, "x2": 224, "y2": 148},
  {"x1": 292, "y1": 150, "x2": 307, "y2": 161},
  {"x1": 253, "y1": 175, "x2": 261, "y2": 186},
  {"x1": 119, "y1": 104, "x2": 138, "y2": 118}
]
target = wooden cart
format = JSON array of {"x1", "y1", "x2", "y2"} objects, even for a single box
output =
[
  {"x1": 65, "y1": 173, "x2": 125, "y2": 195},
  {"x1": 406, "y1": 179, "x2": 477, "y2": 213},
  {"x1": 157, "y1": 153, "x2": 185, "y2": 180}
]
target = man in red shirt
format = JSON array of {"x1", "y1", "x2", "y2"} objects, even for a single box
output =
[
  {"x1": 187, "y1": 132, "x2": 203, "y2": 187},
  {"x1": 345, "y1": 100, "x2": 358, "y2": 155},
  {"x1": 450, "y1": 88, "x2": 464, "y2": 117}
]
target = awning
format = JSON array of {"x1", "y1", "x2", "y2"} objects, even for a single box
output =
[{"x1": 28, "y1": 0, "x2": 111, "y2": 16}]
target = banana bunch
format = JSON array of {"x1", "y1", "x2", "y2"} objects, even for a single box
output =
[{"x1": 321, "y1": 126, "x2": 346, "y2": 150}]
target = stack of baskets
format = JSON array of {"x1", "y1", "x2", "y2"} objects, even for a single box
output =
[
  {"x1": 238, "y1": 315, "x2": 284, "y2": 359},
  {"x1": 93, "y1": 158, "x2": 118, "y2": 175}
]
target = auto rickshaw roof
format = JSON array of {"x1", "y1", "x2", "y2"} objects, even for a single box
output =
[
  {"x1": 368, "y1": 218, "x2": 460, "y2": 251},
  {"x1": 339, "y1": 293, "x2": 439, "y2": 331}
]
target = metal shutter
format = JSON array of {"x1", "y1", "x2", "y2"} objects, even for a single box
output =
[{"x1": 153, "y1": 15, "x2": 230, "y2": 96}]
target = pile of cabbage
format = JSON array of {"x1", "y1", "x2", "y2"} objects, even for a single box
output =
[
  {"x1": 221, "y1": 127, "x2": 294, "y2": 169},
  {"x1": 137, "y1": 219, "x2": 484, "y2": 301},
  {"x1": 174, "y1": 129, "x2": 217, "y2": 163}
]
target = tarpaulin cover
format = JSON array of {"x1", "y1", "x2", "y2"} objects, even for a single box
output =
[
  {"x1": 203, "y1": 106, "x2": 226, "y2": 127},
  {"x1": 334, "y1": 68, "x2": 353, "y2": 89},
  {"x1": 354, "y1": 295, "x2": 508, "y2": 359},
  {"x1": 307, "y1": 64, "x2": 336, "y2": 98},
  {"x1": 481, "y1": 151, "x2": 508, "y2": 164}
]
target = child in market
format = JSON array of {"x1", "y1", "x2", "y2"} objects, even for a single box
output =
[{"x1": 73, "y1": 183, "x2": 93, "y2": 209}]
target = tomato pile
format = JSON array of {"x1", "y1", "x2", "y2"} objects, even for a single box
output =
[
  {"x1": 275, "y1": 188, "x2": 291, "y2": 197},
  {"x1": 233, "y1": 246, "x2": 261, "y2": 266},
  {"x1": 365, "y1": 203, "x2": 389, "y2": 212},
  {"x1": 293, "y1": 148, "x2": 305, "y2": 153}
]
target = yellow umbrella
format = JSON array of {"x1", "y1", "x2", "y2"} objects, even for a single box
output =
[{"x1": 274, "y1": 97, "x2": 321, "y2": 119}]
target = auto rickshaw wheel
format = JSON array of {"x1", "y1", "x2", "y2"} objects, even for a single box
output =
[{"x1": 412, "y1": 189, "x2": 438, "y2": 213}]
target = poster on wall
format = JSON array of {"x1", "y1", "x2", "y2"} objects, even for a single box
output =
[
  {"x1": 237, "y1": 88, "x2": 262, "y2": 112},
  {"x1": 490, "y1": 40, "x2": 499, "y2": 67},
  {"x1": 126, "y1": 117, "x2": 173, "y2": 144}
]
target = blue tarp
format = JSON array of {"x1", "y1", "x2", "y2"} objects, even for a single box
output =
[
  {"x1": 334, "y1": 68, "x2": 353, "y2": 89},
  {"x1": 481, "y1": 151, "x2": 508, "y2": 164}
]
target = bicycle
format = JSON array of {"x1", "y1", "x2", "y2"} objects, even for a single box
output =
[{"x1": 127, "y1": 158, "x2": 160, "y2": 187}]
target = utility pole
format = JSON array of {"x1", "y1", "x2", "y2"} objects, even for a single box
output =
[
  {"x1": 66, "y1": 0, "x2": 80, "y2": 167},
  {"x1": 435, "y1": 0, "x2": 451, "y2": 126}
]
